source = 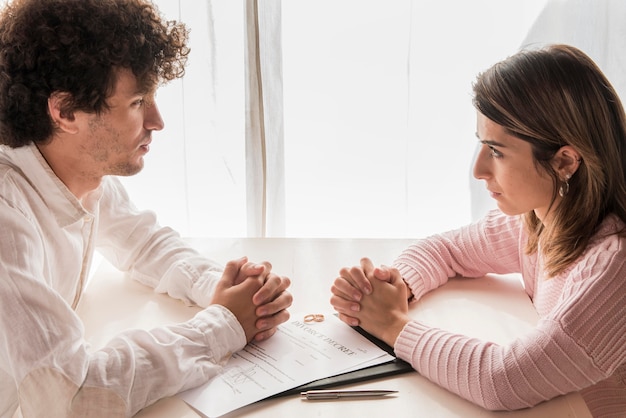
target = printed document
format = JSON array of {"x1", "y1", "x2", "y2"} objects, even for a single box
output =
[{"x1": 179, "y1": 312, "x2": 394, "y2": 417}]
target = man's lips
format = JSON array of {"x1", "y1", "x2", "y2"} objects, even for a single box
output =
[{"x1": 139, "y1": 139, "x2": 151, "y2": 151}]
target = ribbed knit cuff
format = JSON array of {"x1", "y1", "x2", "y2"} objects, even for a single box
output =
[
  {"x1": 394, "y1": 320, "x2": 430, "y2": 363},
  {"x1": 394, "y1": 263, "x2": 428, "y2": 300}
]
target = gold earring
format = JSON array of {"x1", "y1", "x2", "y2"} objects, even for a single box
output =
[{"x1": 559, "y1": 174, "x2": 571, "y2": 197}]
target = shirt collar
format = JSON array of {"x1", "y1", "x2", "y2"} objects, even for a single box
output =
[{"x1": 2, "y1": 144, "x2": 103, "y2": 227}]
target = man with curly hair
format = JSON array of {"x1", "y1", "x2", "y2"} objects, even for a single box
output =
[{"x1": 0, "y1": 0, "x2": 292, "y2": 416}]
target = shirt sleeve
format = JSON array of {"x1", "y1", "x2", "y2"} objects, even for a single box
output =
[
  {"x1": 393, "y1": 209, "x2": 525, "y2": 300},
  {"x1": 95, "y1": 177, "x2": 222, "y2": 308},
  {"x1": 0, "y1": 180, "x2": 247, "y2": 417}
]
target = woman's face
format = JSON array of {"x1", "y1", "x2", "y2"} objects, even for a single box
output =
[{"x1": 473, "y1": 112, "x2": 556, "y2": 222}]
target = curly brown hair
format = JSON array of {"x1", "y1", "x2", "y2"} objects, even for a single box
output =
[{"x1": 0, "y1": 0, "x2": 190, "y2": 147}]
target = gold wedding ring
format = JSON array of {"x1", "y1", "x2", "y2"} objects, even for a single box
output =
[{"x1": 304, "y1": 313, "x2": 325, "y2": 323}]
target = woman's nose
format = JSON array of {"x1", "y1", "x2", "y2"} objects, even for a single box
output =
[{"x1": 472, "y1": 144, "x2": 490, "y2": 180}]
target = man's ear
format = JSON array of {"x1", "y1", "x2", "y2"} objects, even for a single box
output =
[
  {"x1": 551, "y1": 145, "x2": 582, "y2": 179},
  {"x1": 47, "y1": 92, "x2": 78, "y2": 134}
]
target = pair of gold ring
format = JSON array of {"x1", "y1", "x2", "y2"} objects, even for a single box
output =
[{"x1": 304, "y1": 313, "x2": 325, "y2": 323}]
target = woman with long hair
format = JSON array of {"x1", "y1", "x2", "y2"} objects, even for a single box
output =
[{"x1": 330, "y1": 44, "x2": 626, "y2": 417}]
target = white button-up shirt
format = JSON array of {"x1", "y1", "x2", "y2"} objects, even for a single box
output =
[{"x1": 0, "y1": 144, "x2": 246, "y2": 417}]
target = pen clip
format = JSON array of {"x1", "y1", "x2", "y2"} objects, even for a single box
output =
[{"x1": 301, "y1": 391, "x2": 341, "y2": 400}]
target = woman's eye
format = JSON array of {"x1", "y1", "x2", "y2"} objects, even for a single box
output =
[{"x1": 489, "y1": 146, "x2": 503, "y2": 159}]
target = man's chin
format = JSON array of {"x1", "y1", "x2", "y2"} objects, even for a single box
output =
[{"x1": 111, "y1": 160, "x2": 144, "y2": 177}]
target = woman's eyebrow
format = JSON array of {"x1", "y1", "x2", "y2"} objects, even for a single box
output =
[{"x1": 474, "y1": 132, "x2": 507, "y2": 147}]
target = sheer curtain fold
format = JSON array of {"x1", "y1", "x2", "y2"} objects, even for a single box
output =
[
  {"x1": 126, "y1": 1, "x2": 552, "y2": 239},
  {"x1": 244, "y1": 0, "x2": 285, "y2": 237}
]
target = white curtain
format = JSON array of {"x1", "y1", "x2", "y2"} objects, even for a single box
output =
[
  {"x1": 122, "y1": 1, "x2": 548, "y2": 238},
  {"x1": 244, "y1": 0, "x2": 285, "y2": 237},
  {"x1": 281, "y1": 1, "x2": 546, "y2": 237},
  {"x1": 122, "y1": 1, "x2": 249, "y2": 237}
]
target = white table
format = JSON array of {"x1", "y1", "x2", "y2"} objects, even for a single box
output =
[{"x1": 77, "y1": 238, "x2": 592, "y2": 418}]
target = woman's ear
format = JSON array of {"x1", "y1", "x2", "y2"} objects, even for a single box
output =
[
  {"x1": 551, "y1": 145, "x2": 582, "y2": 179},
  {"x1": 47, "y1": 92, "x2": 79, "y2": 134}
]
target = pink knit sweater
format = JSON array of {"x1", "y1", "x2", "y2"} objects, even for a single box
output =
[{"x1": 393, "y1": 210, "x2": 626, "y2": 417}]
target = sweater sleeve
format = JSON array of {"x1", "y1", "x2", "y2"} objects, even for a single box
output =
[
  {"x1": 394, "y1": 210, "x2": 525, "y2": 300},
  {"x1": 395, "y1": 318, "x2": 610, "y2": 411},
  {"x1": 393, "y1": 218, "x2": 626, "y2": 411}
]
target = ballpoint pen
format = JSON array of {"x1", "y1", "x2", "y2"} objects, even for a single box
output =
[{"x1": 300, "y1": 390, "x2": 398, "y2": 400}]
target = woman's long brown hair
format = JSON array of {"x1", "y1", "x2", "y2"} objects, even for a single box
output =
[{"x1": 473, "y1": 44, "x2": 626, "y2": 277}]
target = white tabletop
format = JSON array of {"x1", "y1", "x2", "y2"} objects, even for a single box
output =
[{"x1": 77, "y1": 238, "x2": 591, "y2": 418}]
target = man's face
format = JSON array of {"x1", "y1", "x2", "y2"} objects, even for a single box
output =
[{"x1": 74, "y1": 68, "x2": 164, "y2": 178}]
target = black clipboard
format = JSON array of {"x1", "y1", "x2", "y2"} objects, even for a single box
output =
[{"x1": 269, "y1": 323, "x2": 414, "y2": 398}]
